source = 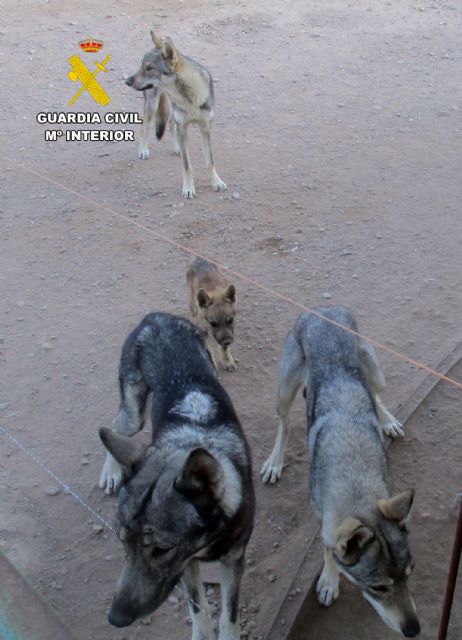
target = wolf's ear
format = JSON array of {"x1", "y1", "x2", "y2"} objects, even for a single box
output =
[
  {"x1": 174, "y1": 448, "x2": 224, "y2": 514},
  {"x1": 378, "y1": 489, "x2": 414, "y2": 522},
  {"x1": 162, "y1": 37, "x2": 177, "y2": 64},
  {"x1": 335, "y1": 518, "x2": 375, "y2": 565},
  {"x1": 225, "y1": 284, "x2": 236, "y2": 303},
  {"x1": 197, "y1": 288, "x2": 211, "y2": 309},
  {"x1": 151, "y1": 30, "x2": 163, "y2": 49},
  {"x1": 99, "y1": 428, "x2": 148, "y2": 469}
]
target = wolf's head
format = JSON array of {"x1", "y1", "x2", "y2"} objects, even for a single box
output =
[
  {"x1": 125, "y1": 32, "x2": 179, "y2": 91},
  {"x1": 197, "y1": 285, "x2": 236, "y2": 349},
  {"x1": 99, "y1": 428, "x2": 230, "y2": 627},
  {"x1": 333, "y1": 490, "x2": 420, "y2": 637}
]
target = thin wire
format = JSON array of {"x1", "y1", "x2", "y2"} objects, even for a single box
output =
[
  {"x1": 4, "y1": 158, "x2": 461, "y2": 391},
  {"x1": 0, "y1": 423, "x2": 210, "y2": 615},
  {"x1": 0, "y1": 424, "x2": 115, "y2": 533}
]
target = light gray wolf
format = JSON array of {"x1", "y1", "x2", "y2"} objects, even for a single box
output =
[
  {"x1": 99, "y1": 312, "x2": 254, "y2": 639},
  {"x1": 261, "y1": 306, "x2": 420, "y2": 637},
  {"x1": 125, "y1": 31, "x2": 228, "y2": 199},
  {"x1": 187, "y1": 257, "x2": 237, "y2": 371}
]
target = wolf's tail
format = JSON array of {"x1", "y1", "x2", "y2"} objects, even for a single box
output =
[{"x1": 155, "y1": 93, "x2": 169, "y2": 140}]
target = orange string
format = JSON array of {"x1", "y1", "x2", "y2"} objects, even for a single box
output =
[{"x1": 5, "y1": 158, "x2": 462, "y2": 391}]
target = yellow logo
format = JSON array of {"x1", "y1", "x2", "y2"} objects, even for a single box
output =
[{"x1": 68, "y1": 52, "x2": 111, "y2": 107}]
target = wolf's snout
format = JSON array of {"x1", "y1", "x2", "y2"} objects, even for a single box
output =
[
  {"x1": 401, "y1": 619, "x2": 421, "y2": 638},
  {"x1": 221, "y1": 337, "x2": 233, "y2": 347},
  {"x1": 125, "y1": 75, "x2": 135, "y2": 87},
  {"x1": 108, "y1": 605, "x2": 136, "y2": 628}
]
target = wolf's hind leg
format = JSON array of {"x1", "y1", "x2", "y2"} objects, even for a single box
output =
[
  {"x1": 359, "y1": 339, "x2": 404, "y2": 438},
  {"x1": 199, "y1": 121, "x2": 227, "y2": 192},
  {"x1": 261, "y1": 330, "x2": 305, "y2": 484},
  {"x1": 316, "y1": 547, "x2": 340, "y2": 607},
  {"x1": 99, "y1": 374, "x2": 149, "y2": 494},
  {"x1": 182, "y1": 560, "x2": 215, "y2": 640}
]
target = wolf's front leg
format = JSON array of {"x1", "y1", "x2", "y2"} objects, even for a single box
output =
[
  {"x1": 177, "y1": 121, "x2": 196, "y2": 198},
  {"x1": 99, "y1": 378, "x2": 148, "y2": 494},
  {"x1": 219, "y1": 554, "x2": 244, "y2": 640},
  {"x1": 316, "y1": 547, "x2": 340, "y2": 607},
  {"x1": 138, "y1": 90, "x2": 157, "y2": 159},
  {"x1": 182, "y1": 561, "x2": 215, "y2": 640},
  {"x1": 170, "y1": 118, "x2": 180, "y2": 155},
  {"x1": 220, "y1": 346, "x2": 237, "y2": 371}
]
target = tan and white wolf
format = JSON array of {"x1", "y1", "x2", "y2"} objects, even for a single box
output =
[
  {"x1": 125, "y1": 31, "x2": 227, "y2": 199},
  {"x1": 187, "y1": 257, "x2": 237, "y2": 371},
  {"x1": 261, "y1": 307, "x2": 420, "y2": 637}
]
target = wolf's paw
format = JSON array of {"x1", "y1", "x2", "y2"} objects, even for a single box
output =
[
  {"x1": 260, "y1": 455, "x2": 283, "y2": 485},
  {"x1": 99, "y1": 455, "x2": 123, "y2": 495},
  {"x1": 212, "y1": 177, "x2": 228, "y2": 192},
  {"x1": 218, "y1": 621, "x2": 240, "y2": 640},
  {"x1": 138, "y1": 147, "x2": 150, "y2": 160},
  {"x1": 316, "y1": 571, "x2": 339, "y2": 607},
  {"x1": 222, "y1": 356, "x2": 238, "y2": 371},
  {"x1": 182, "y1": 183, "x2": 196, "y2": 199},
  {"x1": 191, "y1": 620, "x2": 215, "y2": 640},
  {"x1": 381, "y1": 417, "x2": 404, "y2": 439}
]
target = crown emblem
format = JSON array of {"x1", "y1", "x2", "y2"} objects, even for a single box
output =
[{"x1": 78, "y1": 37, "x2": 104, "y2": 53}]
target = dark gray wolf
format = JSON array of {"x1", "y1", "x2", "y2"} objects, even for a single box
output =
[
  {"x1": 261, "y1": 306, "x2": 420, "y2": 637},
  {"x1": 99, "y1": 313, "x2": 254, "y2": 639},
  {"x1": 125, "y1": 31, "x2": 227, "y2": 199},
  {"x1": 187, "y1": 257, "x2": 237, "y2": 371}
]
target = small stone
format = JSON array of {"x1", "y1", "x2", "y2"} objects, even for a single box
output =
[
  {"x1": 168, "y1": 595, "x2": 179, "y2": 605},
  {"x1": 0, "y1": 402, "x2": 10, "y2": 410},
  {"x1": 46, "y1": 487, "x2": 61, "y2": 496},
  {"x1": 81, "y1": 457, "x2": 90, "y2": 466},
  {"x1": 41, "y1": 342, "x2": 53, "y2": 350},
  {"x1": 232, "y1": 191, "x2": 240, "y2": 200},
  {"x1": 268, "y1": 573, "x2": 276, "y2": 583},
  {"x1": 92, "y1": 524, "x2": 104, "y2": 535},
  {"x1": 322, "y1": 292, "x2": 332, "y2": 299},
  {"x1": 339, "y1": 248, "x2": 352, "y2": 256}
]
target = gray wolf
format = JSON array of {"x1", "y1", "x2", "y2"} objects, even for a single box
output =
[
  {"x1": 261, "y1": 306, "x2": 420, "y2": 637},
  {"x1": 187, "y1": 257, "x2": 237, "y2": 371},
  {"x1": 125, "y1": 31, "x2": 227, "y2": 199},
  {"x1": 99, "y1": 312, "x2": 254, "y2": 639}
]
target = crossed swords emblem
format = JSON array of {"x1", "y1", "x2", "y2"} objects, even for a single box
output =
[{"x1": 68, "y1": 54, "x2": 111, "y2": 107}]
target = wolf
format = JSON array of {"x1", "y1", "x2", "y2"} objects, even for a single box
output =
[
  {"x1": 125, "y1": 31, "x2": 227, "y2": 199},
  {"x1": 98, "y1": 313, "x2": 254, "y2": 639},
  {"x1": 261, "y1": 306, "x2": 420, "y2": 637},
  {"x1": 187, "y1": 257, "x2": 237, "y2": 371}
]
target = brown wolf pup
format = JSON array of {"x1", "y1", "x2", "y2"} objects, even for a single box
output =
[{"x1": 187, "y1": 257, "x2": 237, "y2": 371}]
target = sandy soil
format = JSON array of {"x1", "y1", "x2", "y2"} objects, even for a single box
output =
[{"x1": 0, "y1": 1, "x2": 461, "y2": 639}]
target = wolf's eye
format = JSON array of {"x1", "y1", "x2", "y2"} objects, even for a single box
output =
[
  {"x1": 370, "y1": 585, "x2": 389, "y2": 593},
  {"x1": 226, "y1": 317, "x2": 234, "y2": 325},
  {"x1": 152, "y1": 546, "x2": 173, "y2": 558},
  {"x1": 209, "y1": 320, "x2": 218, "y2": 328}
]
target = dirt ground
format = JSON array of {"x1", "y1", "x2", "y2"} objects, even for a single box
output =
[{"x1": 0, "y1": 1, "x2": 461, "y2": 639}]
